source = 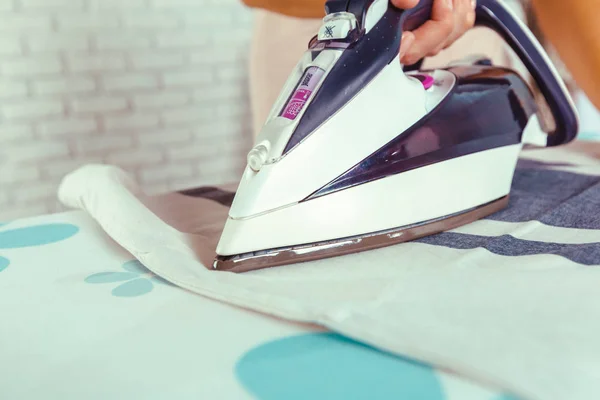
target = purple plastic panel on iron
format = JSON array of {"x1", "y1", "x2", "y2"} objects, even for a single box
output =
[
  {"x1": 306, "y1": 65, "x2": 538, "y2": 199},
  {"x1": 285, "y1": 0, "x2": 577, "y2": 154}
]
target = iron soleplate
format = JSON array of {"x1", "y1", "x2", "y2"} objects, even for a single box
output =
[{"x1": 212, "y1": 195, "x2": 509, "y2": 273}]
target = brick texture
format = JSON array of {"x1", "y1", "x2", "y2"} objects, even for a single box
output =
[
  {"x1": 33, "y1": 77, "x2": 96, "y2": 96},
  {"x1": 0, "y1": 0, "x2": 253, "y2": 220}
]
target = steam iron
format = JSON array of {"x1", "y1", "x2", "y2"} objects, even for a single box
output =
[{"x1": 214, "y1": 0, "x2": 579, "y2": 273}]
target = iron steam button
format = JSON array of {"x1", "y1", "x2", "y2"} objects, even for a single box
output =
[{"x1": 318, "y1": 12, "x2": 357, "y2": 41}]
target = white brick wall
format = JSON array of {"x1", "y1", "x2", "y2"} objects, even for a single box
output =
[{"x1": 0, "y1": 0, "x2": 254, "y2": 220}]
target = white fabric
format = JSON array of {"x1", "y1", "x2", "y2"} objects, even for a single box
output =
[
  {"x1": 0, "y1": 208, "x2": 508, "y2": 399},
  {"x1": 57, "y1": 143, "x2": 600, "y2": 400}
]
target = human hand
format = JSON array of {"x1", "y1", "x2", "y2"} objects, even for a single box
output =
[{"x1": 392, "y1": 0, "x2": 477, "y2": 65}]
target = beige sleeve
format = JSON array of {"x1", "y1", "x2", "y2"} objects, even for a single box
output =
[
  {"x1": 531, "y1": 0, "x2": 600, "y2": 109},
  {"x1": 240, "y1": 0, "x2": 326, "y2": 18},
  {"x1": 248, "y1": 11, "x2": 323, "y2": 137}
]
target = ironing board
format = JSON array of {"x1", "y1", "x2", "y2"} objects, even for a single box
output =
[
  {"x1": 2, "y1": 139, "x2": 600, "y2": 400},
  {"x1": 0, "y1": 213, "x2": 507, "y2": 399}
]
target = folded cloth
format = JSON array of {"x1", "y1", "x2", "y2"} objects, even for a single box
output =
[{"x1": 58, "y1": 142, "x2": 600, "y2": 400}]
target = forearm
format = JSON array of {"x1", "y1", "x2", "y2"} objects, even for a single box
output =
[
  {"x1": 531, "y1": 0, "x2": 600, "y2": 108},
  {"x1": 241, "y1": 0, "x2": 326, "y2": 18}
]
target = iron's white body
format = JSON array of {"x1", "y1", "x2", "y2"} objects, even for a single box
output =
[
  {"x1": 215, "y1": 0, "x2": 578, "y2": 257},
  {"x1": 219, "y1": 145, "x2": 523, "y2": 256},
  {"x1": 232, "y1": 65, "x2": 456, "y2": 220},
  {"x1": 217, "y1": 117, "x2": 541, "y2": 256}
]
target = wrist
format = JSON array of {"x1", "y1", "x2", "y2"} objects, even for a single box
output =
[{"x1": 241, "y1": 0, "x2": 326, "y2": 19}]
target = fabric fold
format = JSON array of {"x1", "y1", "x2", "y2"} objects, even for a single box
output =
[{"x1": 58, "y1": 152, "x2": 600, "y2": 400}]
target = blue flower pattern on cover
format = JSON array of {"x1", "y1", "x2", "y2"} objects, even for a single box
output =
[
  {"x1": 0, "y1": 256, "x2": 9, "y2": 273},
  {"x1": 0, "y1": 223, "x2": 79, "y2": 273},
  {"x1": 236, "y1": 332, "x2": 519, "y2": 400},
  {"x1": 85, "y1": 260, "x2": 171, "y2": 297},
  {"x1": 4, "y1": 155, "x2": 600, "y2": 399}
]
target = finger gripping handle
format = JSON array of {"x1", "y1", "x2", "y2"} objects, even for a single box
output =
[
  {"x1": 398, "y1": 0, "x2": 434, "y2": 31},
  {"x1": 394, "y1": 0, "x2": 578, "y2": 146}
]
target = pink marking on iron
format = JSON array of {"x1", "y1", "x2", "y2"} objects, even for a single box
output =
[
  {"x1": 413, "y1": 74, "x2": 435, "y2": 90},
  {"x1": 281, "y1": 66, "x2": 326, "y2": 120}
]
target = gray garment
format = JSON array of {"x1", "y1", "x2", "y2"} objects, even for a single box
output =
[{"x1": 417, "y1": 159, "x2": 600, "y2": 265}]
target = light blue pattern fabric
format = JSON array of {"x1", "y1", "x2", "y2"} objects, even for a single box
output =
[
  {"x1": 0, "y1": 223, "x2": 79, "y2": 273},
  {"x1": 111, "y1": 278, "x2": 155, "y2": 297},
  {"x1": 493, "y1": 394, "x2": 520, "y2": 400},
  {"x1": 0, "y1": 256, "x2": 9, "y2": 273},
  {"x1": 85, "y1": 272, "x2": 139, "y2": 284},
  {"x1": 577, "y1": 131, "x2": 600, "y2": 141},
  {"x1": 122, "y1": 260, "x2": 148, "y2": 274},
  {"x1": 85, "y1": 260, "x2": 171, "y2": 297},
  {"x1": 0, "y1": 224, "x2": 79, "y2": 249},
  {"x1": 236, "y1": 332, "x2": 446, "y2": 400}
]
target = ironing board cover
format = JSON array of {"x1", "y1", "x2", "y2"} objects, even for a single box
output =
[{"x1": 2, "y1": 139, "x2": 600, "y2": 399}]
